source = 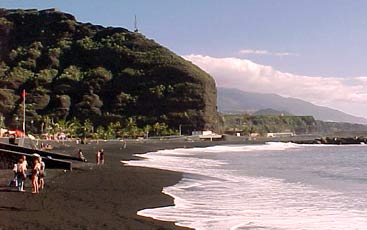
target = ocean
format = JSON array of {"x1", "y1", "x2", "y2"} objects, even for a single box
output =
[{"x1": 126, "y1": 142, "x2": 367, "y2": 230}]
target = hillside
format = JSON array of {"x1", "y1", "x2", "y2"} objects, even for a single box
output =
[
  {"x1": 252, "y1": 108, "x2": 293, "y2": 116},
  {"x1": 223, "y1": 114, "x2": 318, "y2": 135},
  {"x1": 223, "y1": 114, "x2": 367, "y2": 136},
  {"x1": 0, "y1": 9, "x2": 219, "y2": 134},
  {"x1": 218, "y1": 87, "x2": 367, "y2": 124}
]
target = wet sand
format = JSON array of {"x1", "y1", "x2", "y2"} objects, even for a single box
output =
[{"x1": 0, "y1": 139, "x2": 243, "y2": 229}]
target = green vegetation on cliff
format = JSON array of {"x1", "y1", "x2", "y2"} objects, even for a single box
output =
[
  {"x1": 224, "y1": 114, "x2": 317, "y2": 135},
  {"x1": 223, "y1": 114, "x2": 367, "y2": 136},
  {"x1": 0, "y1": 9, "x2": 219, "y2": 134}
]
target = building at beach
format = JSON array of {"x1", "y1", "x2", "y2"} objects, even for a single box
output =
[
  {"x1": 266, "y1": 132, "x2": 295, "y2": 138},
  {"x1": 192, "y1": 130, "x2": 222, "y2": 140}
]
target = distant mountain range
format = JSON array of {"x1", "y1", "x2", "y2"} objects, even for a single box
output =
[{"x1": 217, "y1": 87, "x2": 367, "y2": 124}]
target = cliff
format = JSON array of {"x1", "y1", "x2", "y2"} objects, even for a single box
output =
[{"x1": 0, "y1": 9, "x2": 219, "y2": 134}]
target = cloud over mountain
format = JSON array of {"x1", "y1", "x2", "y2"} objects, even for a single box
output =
[
  {"x1": 238, "y1": 49, "x2": 297, "y2": 57},
  {"x1": 183, "y1": 54, "x2": 367, "y2": 118}
]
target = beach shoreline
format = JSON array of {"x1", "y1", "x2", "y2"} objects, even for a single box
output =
[{"x1": 0, "y1": 138, "x2": 246, "y2": 230}]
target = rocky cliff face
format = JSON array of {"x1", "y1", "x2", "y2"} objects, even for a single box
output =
[{"x1": 0, "y1": 9, "x2": 220, "y2": 133}]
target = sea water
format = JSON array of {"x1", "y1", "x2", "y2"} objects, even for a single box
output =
[{"x1": 125, "y1": 142, "x2": 367, "y2": 230}]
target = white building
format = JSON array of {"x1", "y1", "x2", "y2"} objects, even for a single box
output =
[
  {"x1": 192, "y1": 130, "x2": 222, "y2": 140},
  {"x1": 266, "y1": 132, "x2": 294, "y2": 138}
]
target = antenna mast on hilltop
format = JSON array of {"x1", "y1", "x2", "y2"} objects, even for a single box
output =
[{"x1": 134, "y1": 15, "x2": 139, "y2": 33}]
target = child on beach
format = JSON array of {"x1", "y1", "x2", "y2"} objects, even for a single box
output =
[{"x1": 9, "y1": 162, "x2": 18, "y2": 187}]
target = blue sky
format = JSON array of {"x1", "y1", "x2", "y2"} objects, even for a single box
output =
[
  {"x1": 3, "y1": 0, "x2": 367, "y2": 76},
  {"x1": 2, "y1": 0, "x2": 367, "y2": 117}
]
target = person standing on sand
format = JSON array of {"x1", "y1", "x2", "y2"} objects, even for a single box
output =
[
  {"x1": 21, "y1": 155, "x2": 29, "y2": 180},
  {"x1": 38, "y1": 157, "x2": 46, "y2": 190},
  {"x1": 22, "y1": 155, "x2": 28, "y2": 171},
  {"x1": 99, "y1": 148, "x2": 105, "y2": 164},
  {"x1": 31, "y1": 158, "x2": 41, "y2": 194},
  {"x1": 16, "y1": 158, "x2": 26, "y2": 192}
]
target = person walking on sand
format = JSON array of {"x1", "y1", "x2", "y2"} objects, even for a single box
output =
[
  {"x1": 99, "y1": 148, "x2": 105, "y2": 165},
  {"x1": 96, "y1": 150, "x2": 100, "y2": 164},
  {"x1": 31, "y1": 158, "x2": 41, "y2": 194}
]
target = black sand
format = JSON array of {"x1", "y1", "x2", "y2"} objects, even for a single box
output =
[{"x1": 0, "y1": 139, "x2": 243, "y2": 229}]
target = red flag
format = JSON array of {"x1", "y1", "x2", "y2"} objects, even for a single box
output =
[{"x1": 21, "y1": 89, "x2": 26, "y2": 98}]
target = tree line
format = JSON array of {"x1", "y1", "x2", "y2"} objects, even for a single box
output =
[{"x1": 0, "y1": 115, "x2": 178, "y2": 139}]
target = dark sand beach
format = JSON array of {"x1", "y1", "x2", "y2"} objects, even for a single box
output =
[{"x1": 0, "y1": 139, "x2": 243, "y2": 230}]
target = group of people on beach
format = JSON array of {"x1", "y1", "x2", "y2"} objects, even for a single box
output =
[
  {"x1": 77, "y1": 148, "x2": 105, "y2": 164},
  {"x1": 11, "y1": 154, "x2": 45, "y2": 194}
]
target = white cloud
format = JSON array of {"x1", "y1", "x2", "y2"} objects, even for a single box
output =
[
  {"x1": 183, "y1": 54, "x2": 367, "y2": 118},
  {"x1": 239, "y1": 49, "x2": 298, "y2": 57}
]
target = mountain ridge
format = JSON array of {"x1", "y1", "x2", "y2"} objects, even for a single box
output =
[{"x1": 217, "y1": 87, "x2": 367, "y2": 124}]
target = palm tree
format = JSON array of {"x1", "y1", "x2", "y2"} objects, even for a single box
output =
[
  {"x1": 41, "y1": 115, "x2": 52, "y2": 134},
  {"x1": 124, "y1": 118, "x2": 139, "y2": 138},
  {"x1": 53, "y1": 119, "x2": 78, "y2": 138},
  {"x1": 80, "y1": 119, "x2": 94, "y2": 138},
  {"x1": 94, "y1": 126, "x2": 105, "y2": 139}
]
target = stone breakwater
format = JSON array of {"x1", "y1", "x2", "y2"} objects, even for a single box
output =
[
  {"x1": 292, "y1": 136, "x2": 367, "y2": 145},
  {"x1": 0, "y1": 142, "x2": 74, "y2": 170}
]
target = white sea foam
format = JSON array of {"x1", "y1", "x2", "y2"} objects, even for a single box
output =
[{"x1": 125, "y1": 143, "x2": 367, "y2": 230}]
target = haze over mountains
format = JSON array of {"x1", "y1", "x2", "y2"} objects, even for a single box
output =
[{"x1": 217, "y1": 87, "x2": 367, "y2": 124}]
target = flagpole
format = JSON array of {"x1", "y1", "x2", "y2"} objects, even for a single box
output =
[{"x1": 22, "y1": 89, "x2": 26, "y2": 136}]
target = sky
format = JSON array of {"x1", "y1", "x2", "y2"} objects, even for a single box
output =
[{"x1": 2, "y1": 0, "x2": 367, "y2": 118}]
